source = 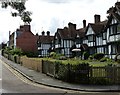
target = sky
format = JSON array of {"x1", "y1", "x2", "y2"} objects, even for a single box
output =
[{"x1": 0, "y1": 0, "x2": 117, "y2": 43}]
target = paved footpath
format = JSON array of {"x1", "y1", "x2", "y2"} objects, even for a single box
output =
[{"x1": 1, "y1": 56, "x2": 120, "y2": 92}]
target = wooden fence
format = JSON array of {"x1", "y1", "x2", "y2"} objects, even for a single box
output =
[
  {"x1": 42, "y1": 60, "x2": 120, "y2": 84},
  {"x1": 90, "y1": 66, "x2": 120, "y2": 84}
]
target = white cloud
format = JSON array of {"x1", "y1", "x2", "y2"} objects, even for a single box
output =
[{"x1": 0, "y1": 0, "x2": 117, "y2": 43}]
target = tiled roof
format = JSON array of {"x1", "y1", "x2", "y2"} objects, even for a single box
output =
[
  {"x1": 38, "y1": 35, "x2": 54, "y2": 44},
  {"x1": 90, "y1": 24, "x2": 104, "y2": 34},
  {"x1": 56, "y1": 24, "x2": 77, "y2": 40},
  {"x1": 112, "y1": 13, "x2": 120, "y2": 21},
  {"x1": 87, "y1": 20, "x2": 107, "y2": 35},
  {"x1": 76, "y1": 28, "x2": 86, "y2": 38}
]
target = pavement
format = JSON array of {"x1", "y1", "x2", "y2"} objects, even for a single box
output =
[{"x1": 1, "y1": 56, "x2": 120, "y2": 92}]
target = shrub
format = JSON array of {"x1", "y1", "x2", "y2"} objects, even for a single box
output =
[
  {"x1": 93, "y1": 53, "x2": 104, "y2": 60},
  {"x1": 114, "y1": 54, "x2": 120, "y2": 63},
  {"x1": 59, "y1": 56, "x2": 67, "y2": 60},
  {"x1": 88, "y1": 55, "x2": 94, "y2": 60},
  {"x1": 50, "y1": 52, "x2": 57, "y2": 59},
  {"x1": 83, "y1": 51, "x2": 90, "y2": 60},
  {"x1": 23, "y1": 52, "x2": 38, "y2": 57},
  {"x1": 3, "y1": 47, "x2": 12, "y2": 54},
  {"x1": 10, "y1": 48, "x2": 23, "y2": 56},
  {"x1": 100, "y1": 57, "x2": 111, "y2": 62},
  {"x1": 54, "y1": 62, "x2": 90, "y2": 84}
]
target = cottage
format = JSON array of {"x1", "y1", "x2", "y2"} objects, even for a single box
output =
[
  {"x1": 54, "y1": 22, "x2": 76, "y2": 57},
  {"x1": 37, "y1": 31, "x2": 54, "y2": 57},
  {"x1": 9, "y1": 25, "x2": 38, "y2": 53},
  {"x1": 105, "y1": 2, "x2": 120, "y2": 59}
]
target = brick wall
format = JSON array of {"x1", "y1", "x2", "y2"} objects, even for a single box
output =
[
  {"x1": 20, "y1": 56, "x2": 42, "y2": 72},
  {"x1": 16, "y1": 31, "x2": 38, "y2": 53}
]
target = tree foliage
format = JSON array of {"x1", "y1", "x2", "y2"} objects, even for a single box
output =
[{"x1": 1, "y1": 1, "x2": 32, "y2": 24}]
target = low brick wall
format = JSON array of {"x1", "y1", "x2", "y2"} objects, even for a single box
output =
[{"x1": 20, "y1": 56, "x2": 42, "y2": 72}]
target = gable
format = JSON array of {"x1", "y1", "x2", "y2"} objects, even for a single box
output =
[{"x1": 86, "y1": 26, "x2": 94, "y2": 35}]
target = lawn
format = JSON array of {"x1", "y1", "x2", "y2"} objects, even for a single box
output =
[{"x1": 31, "y1": 57, "x2": 118, "y2": 67}]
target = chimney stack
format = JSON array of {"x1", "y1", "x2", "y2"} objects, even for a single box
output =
[
  {"x1": 94, "y1": 14, "x2": 100, "y2": 23},
  {"x1": 83, "y1": 20, "x2": 86, "y2": 28},
  {"x1": 42, "y1": 31, "x2": 45, "y2": 36},
  {"x1": 23, "y1": 25, "x2": 31, "y2": 32},
  {"x1": 68, "y1": 22, "x2": 76, "y2": 30},
  {"x1": 47, "y1": 31, "x2": 50, "y2": 36}
]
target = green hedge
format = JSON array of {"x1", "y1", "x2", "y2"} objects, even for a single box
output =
[
  {"x1": 93, "y1": 53, "x2": 104, "y2": 60},
  {"x1": 43, "y1": 61, "x2": 90, "y2": 84}
]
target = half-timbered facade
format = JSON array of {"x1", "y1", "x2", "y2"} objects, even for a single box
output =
[
  {"x1": 37, "y1": 31, "x2": 54, "y2": 57},
  {"x1": 105, "y1": 2, "x2": 120, "y2": 59},
  {"x1": 83, "y1": 15, "x2": 107, "y2": 55},
  {"x1": 54, "y1": 23, "x2": 76, "y2": 57}
]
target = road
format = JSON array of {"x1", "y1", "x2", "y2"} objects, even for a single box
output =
[
  {"x1": 0, "y1": 51, "x2": 120, "y2": 94},
  {"x1": 0, "y1": 53, "x2": 67, "y2": 93}
]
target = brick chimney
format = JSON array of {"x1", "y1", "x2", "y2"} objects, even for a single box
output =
[
  {"x1": 23, "y1": 25, "x2": 31, "y2": 32},
  {"x1": 83, "y1": 20, "x2": 86, "y2": 28},
  {"x1": 68, "y1": 22, "x2": 76, "y2": 30},
  {"x1": 94, "y1": 14, "x2": 100, "y2": 23},
  {"x1": 47, "y1": 31, "x2": 50, "y2": 36},
  {"x1": 19, "y1": 25, "x2": 31, "y2": 32}
]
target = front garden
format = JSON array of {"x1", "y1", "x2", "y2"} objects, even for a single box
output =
[{"x1": 1, "y1": 47, "x2": 120, "y2": 85}]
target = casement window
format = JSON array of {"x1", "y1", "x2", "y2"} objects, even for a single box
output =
[
  {"x1": 117, "y1": 24, "x2": 120, "y2": 33},
  {"x1": 89, "y1": 48, "x2": 95, "y2": 55},
  {"x1": 109, "y1": 25, "x2": 117, "y2": 35},
  {"x1": 111, "y1": 45, "x2": 116, "y2": 54},
  {"x1": 76, "y1": 38, "x2": 82, "y2": 44},
  {"x1": 55, "y1": 39, "x2": 61, "y2": 44},
  {"x1": 111, "y1": 19, "x2": 117, "y2": 24},
  {"x1": 88, "y1": 35, "x2": 94, "y2": 42},
  {"x1": 104, "y1": 46, "x2": 108, "y2": 54},
  {"x1": 103, "y1": 32, "x2": 106, "y2": 40}
]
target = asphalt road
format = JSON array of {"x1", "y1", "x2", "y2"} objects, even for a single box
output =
[{"x1": 0, "y1": 51, "x2": 120, "y2": 95}]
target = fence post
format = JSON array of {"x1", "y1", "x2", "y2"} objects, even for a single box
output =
[
  {"x1": 113, "y1": 65, "x2": 117, "y2": 84},
  {"x1": 41, "y1": 60, "x2": 44, "y2": 73},
  {"x1": 67, "y1": 63, "x2": 71, "y2": 82},
  {"x1": 89, "y1": 66, "x2": 92, "y2": 82}
]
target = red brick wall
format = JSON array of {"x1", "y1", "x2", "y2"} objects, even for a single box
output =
[{"x1": 16, "y1": 31, "x2": 37, "y2": 53}]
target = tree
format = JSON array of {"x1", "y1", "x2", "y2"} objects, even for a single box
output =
[{"x1": 1, "y1": 1, "x2": 32, "y2": 24}]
